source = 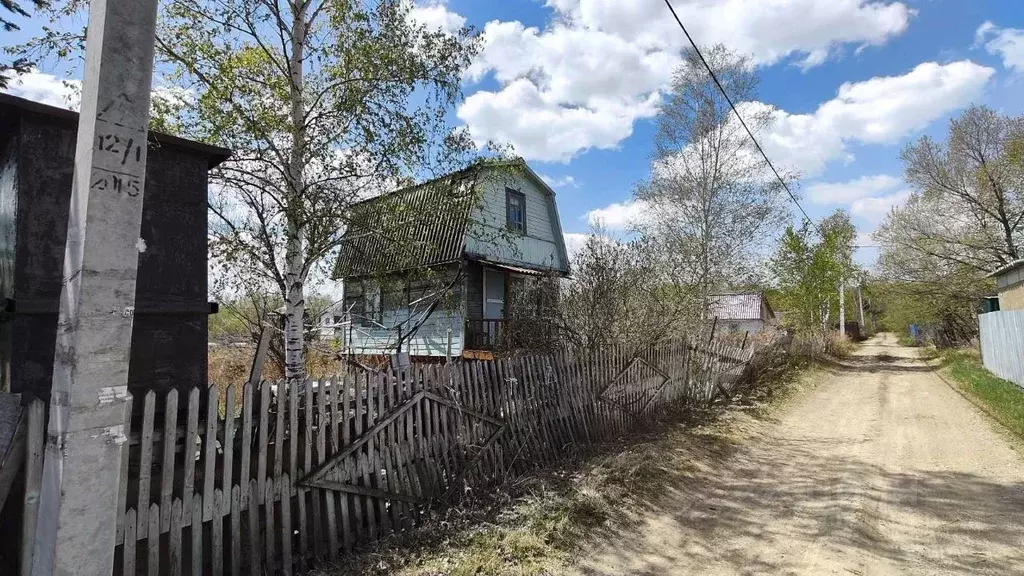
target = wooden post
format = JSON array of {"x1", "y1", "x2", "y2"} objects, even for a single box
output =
[
  {"x1": 32, "y1": 1, "x2": 160, "y2": 574},
  {"x1": 249, "y1": 325, "x2": 272, "y2": 388}
]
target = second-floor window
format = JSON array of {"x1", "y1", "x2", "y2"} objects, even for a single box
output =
[{"x1": 506, "y1": 188, "x2": 526, "y2": 234}]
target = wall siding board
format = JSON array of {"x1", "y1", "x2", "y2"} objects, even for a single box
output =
[
  {"x1": 344, "y1": 266, "x2": 465, "y2": 357},
  {"x1": 465, "y1": 174, "x2": 565, "y2": 271}
]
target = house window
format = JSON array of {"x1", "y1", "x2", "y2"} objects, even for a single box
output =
[
  {"x1": 361, "y1": 282, "x2": 381, "y2": 327},
  {"x1": 381, "y1": 281, "x2": 407, "y2": 313},
  {"x1": 506, "y1": 188, "x2": 526, "y2": 235}
]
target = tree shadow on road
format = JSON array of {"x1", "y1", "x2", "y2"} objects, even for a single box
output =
[
  {"x1": 819, "y1": 355, "x2": 936, "y2": 374},
  {"x1": 575, "y1": 432, "x2": 1024, "y2": 575}
]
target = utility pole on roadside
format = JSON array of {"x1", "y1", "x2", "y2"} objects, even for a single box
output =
[
  {"x1": 31, "y1": 1, "x2": 160, "y2": 574},
  {"x1": 857, "y1": 284, "x2": 866, "y2": 334},
  {"x1": 839, "y1": 283, "x2": 846, "y2": 338}
]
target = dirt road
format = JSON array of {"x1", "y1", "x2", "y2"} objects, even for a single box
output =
[{"x1": 574, "y1": 334, "x2": 1024, "y2": 575}]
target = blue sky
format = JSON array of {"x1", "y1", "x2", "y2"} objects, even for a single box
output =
[{"x1": 4, "y1": 0, "x2": 1023, "y2": 268}]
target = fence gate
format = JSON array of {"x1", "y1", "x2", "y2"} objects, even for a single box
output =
[{"x1": 301, "y1": 387, "x2": 507, "y2": 508}]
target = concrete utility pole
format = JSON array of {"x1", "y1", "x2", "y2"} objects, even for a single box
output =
[
  {"x1": 32, "y1": 1, "x2": 160, "y2": 574},
  {"x1": 839, "y1": 283, "x2": 846, "y2": 338},
  {"x1": 858, "y1": 285, "x2": 866, "y2": 333}
]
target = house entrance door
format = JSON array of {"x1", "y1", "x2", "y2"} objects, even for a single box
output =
[
  {"x1": 484, "y1": 268, "x2": 505, "y2": 319},
  {"x1": 483, "y1": 268, "x2": 505, "y2": 347}
]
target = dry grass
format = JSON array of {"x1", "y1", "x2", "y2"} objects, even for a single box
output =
[
  {"x1": 208, "y1": 344, "x2": 344, "y2": 415},
  {"x1": 789, "y1": 330, "x2": 855, "y2": 361},
  {"x1": 208, "y1": 344, "x2": 343, "y2": 389}
]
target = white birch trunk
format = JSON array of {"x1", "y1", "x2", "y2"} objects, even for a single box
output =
[{"x1": 283, "y1": 2, "x2": 307, "y2": 381}]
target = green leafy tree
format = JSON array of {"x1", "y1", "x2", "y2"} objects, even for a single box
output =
[
  {"x1": 773, "y1": 210, "x2": 856, "y2": 333},
  {"x1": 166, "y1": 0, "x2": 484, "y2": 379},
  {"x1": 16, "y1": 0, "x2": 485, "y2": 379}
]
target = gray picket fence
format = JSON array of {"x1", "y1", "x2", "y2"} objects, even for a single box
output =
[{"x1": 15, "y1": 338, "x2": 761, "y2": 575}]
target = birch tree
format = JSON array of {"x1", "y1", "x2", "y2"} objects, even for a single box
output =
[
  {"x1": 773, "y1": 210, "x2": 855, "y2": 333},
  {"x1": 876, "y1": 106, "x2": 1024, "y2": 273},
  {"x1": 0, "y1": 0, "x2": 45, "y2": 87},
  {"x1": 636, "y1": 44, "x2": 790, "y2": 317},
  {"x1": 172, "y1": 0, "x2": 482, "y2": 379}
]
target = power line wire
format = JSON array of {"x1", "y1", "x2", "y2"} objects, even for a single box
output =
[{"x1": 661, "y1": 0, "x2": 821, "y2": 234}]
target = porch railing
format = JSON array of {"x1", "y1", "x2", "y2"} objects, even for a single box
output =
[{"x1": 465, "y1": 318, "x2": 505, "y2": 351}]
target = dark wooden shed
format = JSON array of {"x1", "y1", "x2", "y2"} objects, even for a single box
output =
[{"x1": 0, "y1": 93, "x2": 229, "y2": 401}]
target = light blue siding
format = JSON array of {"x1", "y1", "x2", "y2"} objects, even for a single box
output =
[
  {"x1": 464, "y1": 172, "x2": 567, "y2": 271},
  {"x1": 345, "y1": 310, "x2": 464, "y2": 357},
  {"x1": 343, "y1": 270, "x2": 465, "y2": 357}
]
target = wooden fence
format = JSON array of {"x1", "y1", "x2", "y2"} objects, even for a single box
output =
[{"x1": 17, "y1": 338, "x2": 756, "y2": 575}]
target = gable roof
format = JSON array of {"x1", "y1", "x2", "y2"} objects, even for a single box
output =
[
  {"x1": 332, "y1": 160, "x2": 570, "y2": 279},
  {"x1": 988, "y1": 258, "x2": 1024, "y2": 278},
  {"x1": 332, "y1": 168, "x2": 477, "y2": 279},
  {"x1": 709, "y1": 293, "x2": 774, "y2": 321}
]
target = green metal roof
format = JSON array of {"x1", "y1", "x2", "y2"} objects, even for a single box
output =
[{"x1": 332, "y1": 169, "x2": 480, "y2": 279}]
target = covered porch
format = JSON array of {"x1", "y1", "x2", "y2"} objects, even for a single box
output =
[{"x1": 463, "y1": 260, "x2": 556, "y2": 352}]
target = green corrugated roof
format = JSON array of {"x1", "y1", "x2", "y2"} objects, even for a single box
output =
[{"x1": 332, "y1": 170, "x2": 479, "y2": 279}]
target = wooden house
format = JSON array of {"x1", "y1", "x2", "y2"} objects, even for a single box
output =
[
  {"x1": 709, "y1": 292, "x2": 777, "y2": 337},
  {"x1": 333, "y1": 161, "x2": 570, "y2": 358},
  {"x1": 988, "y1": 258, "x2": 1024, "y2": 311}
]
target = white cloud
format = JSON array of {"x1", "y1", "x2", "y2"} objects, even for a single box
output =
[
  {"x1": 546, "y1": 0, "x2": 912, "y2": 69},
  {"x1": 585, "y1": 199, "x2": 650, "y2": 230},
  {"x1": 563, "y1": 232, "x2": 590, "y2": 260},
  {"x1": 850, "y1": 190, "x2": 910, "y2": 220},
  {"x1": 806, "y1": 174, "x2": 903, "y2": 204},
  {"x1": 540, "y1": 174, "x2": 578, "y2": 188},
  {"x1": 458, "y1": 0, "x2": 915, "y2": 163},
  {"x1": 458, "y1": 79, "x2": 659, "y2": 162},
  {"x1": 407, "y1": 1, "x2": 466, "y2": 35},
  {"x1": 976, "y1": 21, "x2": 1024, "y2": 73},
  {"x1": 3, "y1": 70, "x2": 80, "y2": 109},
  {"x1": 757, "y1": 60, "x2": 994, "y2": 177},
  {"x1": 854, "y1": 231, "x2": 878, "y2": 248},
  {"x1": 804, "y1": 174, "x2": 910, "y2": 222}
]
